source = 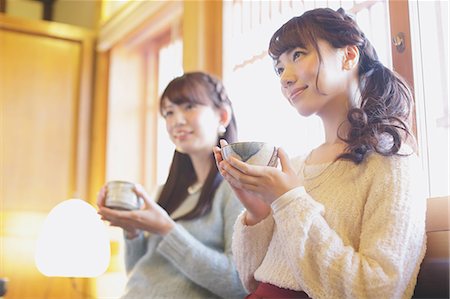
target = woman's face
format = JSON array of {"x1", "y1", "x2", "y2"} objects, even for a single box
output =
[
  {"x1": 161, "y1": 98, "x2": 222, "y2": 157},
  {"x1": 274, "y1": 39, "x2": 354, "y2": 118}
]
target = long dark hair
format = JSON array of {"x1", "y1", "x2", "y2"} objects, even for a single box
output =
[
  {"x1": 268, "y1": 8, "x2": 414, "y2": 164},
  {"x1": 157, "y1": 72, "x2": 238, "y2": 220}
]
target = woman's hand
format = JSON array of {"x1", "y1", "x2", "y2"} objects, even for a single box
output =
[
  {"x1": 215, "y1": 140, "x2": 302, "y2": 205},
  {"x1": 214, "y1": 140, "x2": 271, "y2": 225},
  {"x1": 97, "y1": 184, "x2": 175, "y2": 237}
]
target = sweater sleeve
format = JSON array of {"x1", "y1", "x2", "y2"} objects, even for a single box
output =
[
  {"x1": 232, "y1": 211, "x2": 275, "y2": 292},
  {"x1": 124, "y1": 232, "x2": 148, "y2": 274},
  {"x1": 124, "y1": 186, "x2": 162, "y2": 273},
  {"x1": 231, "y1": 155, "x2": 304, "y2": 292},
  {"x1": 156, "y1": 185, "x2": 247, "y2": 299},
  {"x1": 271, "y1": 155, "x2": 427, "y2": 299}
]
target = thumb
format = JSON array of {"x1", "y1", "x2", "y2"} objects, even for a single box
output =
[
  {"x1": 133, "y1": 184, "x2": 153, "y2": 208},
  {"x1": 278, "y1": 148, "x2": 294, "y2": 174},
  {"x1": 219, "y1": 139, "x2": 229, "y2": 148}
]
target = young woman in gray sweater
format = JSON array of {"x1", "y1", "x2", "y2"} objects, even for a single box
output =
[{"x1": 97, "y1": 72, "x2": 246, "y2": 298}]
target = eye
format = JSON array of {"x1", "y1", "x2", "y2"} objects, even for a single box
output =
[
  {"x1": 162, "y1": 110, "x2": 173, "y2": 118},
  {"x1": 185, "y1": 103, "x2": 197, "y2": 110},
  {"x1": 292, "y1": 50, "x2": 304, "y2": 61},
  {"x1": 275, "y1": 66, "x2": 284, "y2": 76}
]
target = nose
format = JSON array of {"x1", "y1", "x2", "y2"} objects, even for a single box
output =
[
  {"x1": 172, "y1": 110, "x2": 187, "y2": 126},
  {"x1": 280, "y1": 67, "x2": 296, "y2": 88}
]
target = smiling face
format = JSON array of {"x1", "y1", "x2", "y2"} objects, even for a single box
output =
[
  {"x1": 274, "y1": 40, "x2": 356, "y2": 118},
  {"x1": 161, "y1": 99, "x2": 223, "y2": 157}
]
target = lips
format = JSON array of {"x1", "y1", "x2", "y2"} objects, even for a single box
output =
[
  {"x1": 289, "y1": 86, "x2": 308, "y2": 102},
  {"x1": 173, "y1": 130, "x2": 192, "y2": 140}
]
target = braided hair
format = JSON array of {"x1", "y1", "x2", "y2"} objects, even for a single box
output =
[
  {"x1": 269, "y1": 8, "x2": 414, "y2": 164},
  {"x1": 157, "y1": 72, "x2": 238, "y2": 220}
]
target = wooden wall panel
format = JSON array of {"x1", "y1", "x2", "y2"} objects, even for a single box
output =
[
  {"x1": 0, "y1": 14, "x2": 94, "y2": 299},
  {"x1": 1, "y1": 29, "x2": 79, "y2": 211}
]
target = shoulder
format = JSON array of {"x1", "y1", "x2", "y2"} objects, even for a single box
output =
[
  {"x1": 361, "y1": 148, "x2": 425, "y2": 193},
  {"x1": 364, "y1": 146, "x2": 421, "y2": 175}
]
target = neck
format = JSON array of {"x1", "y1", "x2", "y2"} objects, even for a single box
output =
[
  {"x1": 322, "y1": 116, "x2": 349, "y2": 144},
  {"x1": 317, "y1": 104, "x2": 349, "y2": 145},
  {"x1": 317, "y1": 89, "x2": 358, "y2": 144},
  {"x1": 189, "y1": 152, "x2": 213, "y2": 184},
  {"x1": 318, "y1": 76, "x2": 359, "y2": 144}
]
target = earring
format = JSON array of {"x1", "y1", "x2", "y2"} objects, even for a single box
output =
[
  {"x1": 344, "y1": 61, "x2": 355, "y2": 70},
  {"x1": 217, "y1": 124, "x2": 226, "y2": 137}
]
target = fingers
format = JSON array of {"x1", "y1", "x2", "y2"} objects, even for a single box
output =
[
  {"x1": 219, "y1": 159, "x2": 260, "y2": 190},
  {"x1": 98, "y1": 206, "x2": 132, "y2": 220},
  {"x1": 219, "y1": 139, "x2": 229, "y2": 147},
  {"x1": 214, "y1": 139, "x2": 230, "y2": 173},
  {"x1": 98, "y1": 207, "x2": 135, "y2": 230},
  {"x1": 213, "y1": 146, "x2": 223, "y2": 169},
  {"x1": 227, "y1": 156, "x2": 266, "y2": 177},
  {"x1": 278, "y1": 148, "x2": 294, "y2": 174},
  {"x1": 97, "y1": 185, "x2": 107, "y2": 207},
  {"x1": 133, "y1": 184, "x2": 153, "y2": 208}
]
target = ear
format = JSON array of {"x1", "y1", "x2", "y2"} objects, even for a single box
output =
[
  {"x1": 342, "y1": 45, "x2": 359, "y2": 70},
  {"x1": 218, "y1": 104, "x2": 232, "y2": 128}
]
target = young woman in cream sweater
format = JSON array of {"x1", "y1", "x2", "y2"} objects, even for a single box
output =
[{"x1": 214, "y1": 8, "x2": 426, "y2": 299}]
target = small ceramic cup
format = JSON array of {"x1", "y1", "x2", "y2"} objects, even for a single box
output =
[
  {"x1": 105, "y1": 181, "x2": 141, "y2": 210},
  {"x1": 221, "y1": 141, "x2": 278, "y2": 167},
  {"x1": 0, "y1": 277, "x2": 8, "y2": 297}
]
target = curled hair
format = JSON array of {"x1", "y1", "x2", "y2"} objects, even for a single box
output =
[
  {"x1": 157, "y1": 72, "x2": 238, "y2": 220},
  {"x1": 269, "y1": 8, "x2": 414, "y2": 164}
]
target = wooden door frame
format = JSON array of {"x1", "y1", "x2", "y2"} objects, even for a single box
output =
[{"x1": 388, "y1": 0, "x2": 417, "y2": 137}]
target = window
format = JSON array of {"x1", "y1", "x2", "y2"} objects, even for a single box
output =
[
  {"x1": 223, "y1": 0, "x2": 449, "y2": 199},
  {"x1": 155, "y1": 40, "x2": 183, "y2": 186},
  {"x1": 410, "y1": 1, "x2": 449, "y2": 197}
]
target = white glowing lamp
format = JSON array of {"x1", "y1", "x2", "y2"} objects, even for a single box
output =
[{"x1": 35, "y1": 199, "x2": 110, "y2": 277}]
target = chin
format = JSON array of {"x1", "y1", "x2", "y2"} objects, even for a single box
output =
[{"x1": 296, "y1": 107, "x2": 316, "y2": 117}]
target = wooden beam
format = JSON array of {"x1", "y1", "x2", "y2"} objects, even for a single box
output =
[
  {"x1": 42, "y1": 0, "x2": 55, "y2": 21},
  {"x1": 0, "y1": 0, "x2": 6, "y2": 13}
]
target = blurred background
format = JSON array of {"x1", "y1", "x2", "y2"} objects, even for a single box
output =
[{"x1": 0, "y1": 0, "x2": 448, "y2": 298}]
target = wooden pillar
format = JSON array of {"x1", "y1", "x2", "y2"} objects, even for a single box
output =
[
  {"x1": 388, "y1": 0, "x2": 417, "y2": 136},
  {"x1": 182, "y1": 0, "x2": 223, "y2": 78},
  {"x1": 42, "y1": 0, "x2": 55, "y2": 21},
  {"x1": 88, "y1": 51, "x2": 109, "y2": 205},
  {"x1": 0, "y1": 0, "x2": 6, "y2": 13}
]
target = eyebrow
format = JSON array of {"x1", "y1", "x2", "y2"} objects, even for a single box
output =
[{"x1": 161, "y1": 102, "x2": 174, "y2": 109}]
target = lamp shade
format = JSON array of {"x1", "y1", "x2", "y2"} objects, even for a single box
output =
[{"x1": 35, "y1": 199, "x2": 110, "y2": 277}]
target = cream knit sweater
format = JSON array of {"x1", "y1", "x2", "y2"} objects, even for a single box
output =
[{"x1": 232, "y1": 151, "x2": 427, "y2": 299}]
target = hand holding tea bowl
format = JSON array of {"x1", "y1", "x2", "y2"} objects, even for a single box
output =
[
  {"x1": 214, "y1": 140, "x2": 303, "y2": 208},
  {"x1": 97, "y1": 182, "x2": 175, "y2": 237}
]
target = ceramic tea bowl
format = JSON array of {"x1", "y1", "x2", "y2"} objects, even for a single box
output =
[
  {"x1": 221, "y1": 142, "x2": 278, "y2": 167},
  {"x1": 105, "y1": 181, "x2": 141, "y2": 210}
]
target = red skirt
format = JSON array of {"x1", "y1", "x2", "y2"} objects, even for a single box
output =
[{"x1": 245, "y1": 282, "x2": 311, "y2": 299}]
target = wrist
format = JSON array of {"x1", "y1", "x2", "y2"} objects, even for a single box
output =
[
  {"x1": 160, "y1": 220, "x2": 175, "y2": 236},
  {"x1": 244, "y1": 210, "x2": 270, "y2": 226}
]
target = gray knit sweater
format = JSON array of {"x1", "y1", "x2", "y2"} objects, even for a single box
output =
[{"x1": 121, "y1": 181, "x2": 247, "y2": 299}]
